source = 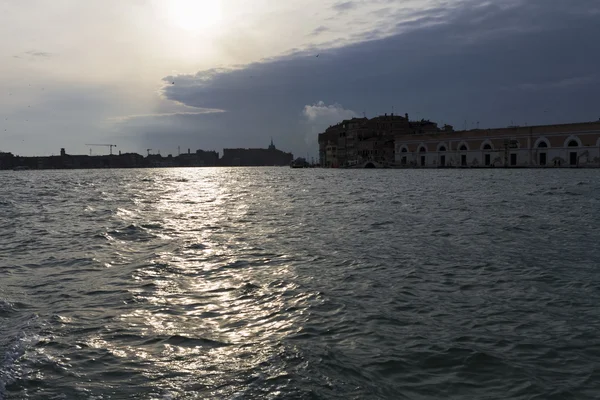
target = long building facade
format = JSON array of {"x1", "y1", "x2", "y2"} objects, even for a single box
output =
[
  {"x1": 318, "y1": 115, "x2": 600, "y2": 168},
  {"x1": 395, "y1": 121, "x2": 600, "y2": 168}
]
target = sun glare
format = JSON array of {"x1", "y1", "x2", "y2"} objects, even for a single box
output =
[{"x1": 168, "y1": 0, "x2": 223, "y2": 33}]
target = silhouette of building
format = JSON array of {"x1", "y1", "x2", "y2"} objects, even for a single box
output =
[
  {"x1": 0, "y1": 143, "x2": 291, "y2": 170},
  {"x1": 220, "y1": 140, "x2": 293, "y2": 166},
  {"x1": 196, "y1": 149, "x2": 219, "y2": 166},
  {"x1": 319, "y1": 114, "x2": 412, "y2": 167},
  {"x1": 0, "y1": 152, "x2": 14, "y2": 169},
  {"x1": 319, "y1": 117, "x2": 369, "y2": 167}
]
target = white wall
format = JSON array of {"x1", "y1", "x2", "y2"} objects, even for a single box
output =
[{"x1": 394, "y1": 146, "x2": 600, "y2": 167}]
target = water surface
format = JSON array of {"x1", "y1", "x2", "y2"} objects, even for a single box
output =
[{"x1": 1, "y1": 168, "x2": 599, "y2": 399}]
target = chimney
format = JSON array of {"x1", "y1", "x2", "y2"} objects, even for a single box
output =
[
  {"x1": 60, "y1": 148, "x2": 65, "y2": 157},
  {"x1": 119, "y1": 150, "x2": 122, "y2": 156},
  {"x1": 405, "y1": 113, "x2": 409, "y2": 120},
  {"x1": 188, "y1": 148, "x2": 190, "y2": 154}
]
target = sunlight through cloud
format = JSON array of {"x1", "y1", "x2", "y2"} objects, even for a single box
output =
[{"x1": 167, "y1": 0, "x2": 223, "y2": 34}]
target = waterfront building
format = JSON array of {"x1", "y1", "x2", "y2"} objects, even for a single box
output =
[
  {"x1": 356, "y1": 114, "x2": 411, "y2": 166},
  {"x1": 318, "y1": 118, "x2": 371, "y2": 167},
  {"x1": 344, "y1": 118, "x2": 368, "y2": 165},
  {"x1": 325, "y1": 142, "x2": 338, "y2": 168},
  {"x1": 319, "y1": 123, "x2": 345, "y2": 167},
  {"x1": 195, "y1": 150, "x2": 219, "y2": 166},
  {"x1": 0, "y1": 152, "x2": 14, "y2": 169},
  {"x1": 394, "y1": 121, "x2": 600, "y2": 168},
  {"x1": 318, "y1": 113, "x2": 441, "y2": 167},
  {"x1": 318, "y1": 113, "x2": 600, "y2": 168},
  {"x1": 220, "y1": 139, "x2": 293, "y2": 166}
]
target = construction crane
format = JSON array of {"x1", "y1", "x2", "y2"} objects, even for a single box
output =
[{"x1": 86, "y1": 144, "x2": 117, "y2": 155}]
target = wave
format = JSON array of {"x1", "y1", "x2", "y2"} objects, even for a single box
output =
[
  {"x1": 0, "y1": 299, "x2": 17, "y2": 317},
  {"x1": 140, "y1": 335, "x2": 229, "y2": 348},
  {"x1": 0, "y1": 315, "x2": 42, "y2": 399},
  {"x1": 103, "y1": 224, "x2": 158, "y2": 242},
  {"x1": 2, "y1": 168, "x2": 600, "y2": 398}
]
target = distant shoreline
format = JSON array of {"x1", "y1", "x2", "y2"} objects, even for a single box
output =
[{"x1": 4, "y1": 165, "x2": 599, "y2": 172}]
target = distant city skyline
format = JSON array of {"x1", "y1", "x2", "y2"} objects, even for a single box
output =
[{"x1": 2, "y1": 0, "x2": 600, "y2": 157}]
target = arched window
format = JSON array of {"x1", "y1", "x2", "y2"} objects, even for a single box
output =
[
  {"x1": 439, "y1": 146, "x2": 446, "y2": 152},
  {"x1": 419, "y1": 147, "x2": 427, "y2": 153},
  {"x1": 483, "y1": 144, "x2": 492, "y2": 150},
  {"x1": 401, "y1": 147, "x2": 407, "y2": 153},
  {"x1": 459, "y1": 145, "x2": 468, "y2": 151},
  {"x1": 537, "y1": 142, "x2": 548, "y2": 148},
  {"x1": 568, "y1": 140, "x2": 578, "y2": 147}
]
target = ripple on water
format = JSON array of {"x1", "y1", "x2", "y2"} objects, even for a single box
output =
[{"x1": 1, "y1": 168, "x2": 600, "y2": 399}]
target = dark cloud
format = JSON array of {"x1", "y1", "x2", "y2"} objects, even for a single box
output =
[
  {"x1": 145, "y1": 0, "x2": 600, "y2": 157},
  {"x1": 13, "y1": 50, "x2": 54, "y2": 60},
  {"x1": 371, "y1": 7, "x2": 392, "y2": 18},
  {"x1": 310, "y1": 25, "x2": 330, "y2": 36},
  {"x1": 25, "y1": 50, "x2": 53, "y2": 57},
  {"x1": 332, "y1": 1, "x2": 357, "y2": 12}
]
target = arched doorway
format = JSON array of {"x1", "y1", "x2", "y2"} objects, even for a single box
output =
[
  {"x1": 568, "y1": 139, "x2": 578, "y2": 166},
  {"x1": 537, "y1": 141, "x2": 548, "y2": 166},
  {"x1": 482, "y1": 143, "x2": 492, "y2": 166},
  {"x1": 438, "y1": 145, "x2": 446, "y2": 167},
  {"x1": 418, "y1": 146, "x2": 427, "y2": 167},
  {"x1": 459, "y1": 144, "x2": 468, "y2": 166},
  {"x1": 400, "y1": 147, "x2": 408, "y2": 166}
]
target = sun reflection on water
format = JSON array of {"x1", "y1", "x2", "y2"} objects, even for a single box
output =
[{"x1": 83, "y1": 169, "x2": 321, "y2": 395}]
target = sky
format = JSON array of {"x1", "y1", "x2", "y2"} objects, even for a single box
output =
[{"x1": 1, "y1": 0, "x2": 599, "y2": 157}]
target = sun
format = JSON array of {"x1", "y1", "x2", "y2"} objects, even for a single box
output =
[{"x1": 168, "y1": 0, "x2": 223, "y2": 34}]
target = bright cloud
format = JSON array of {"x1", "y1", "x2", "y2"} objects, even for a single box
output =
[
  {"x1": 300, "y1": 101, "x2": 357, "y2": 151},
  {"x1": 303, "y1": 101, "x2": 357, "y2": 124}
]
